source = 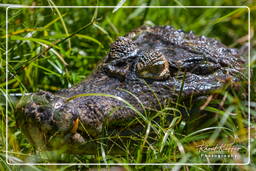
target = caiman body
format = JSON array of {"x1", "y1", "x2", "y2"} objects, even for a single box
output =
[{"x1": 16, "y1": 26, "x2": 244, "y2": 154}]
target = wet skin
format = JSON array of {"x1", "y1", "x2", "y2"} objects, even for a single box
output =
[{"x1": 16, "y1": 26, "x2": 244, "y2": 153}]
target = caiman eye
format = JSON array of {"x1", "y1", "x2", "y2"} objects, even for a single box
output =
[{"x1": 136, "y1": 51, "x2": 170, "y2": 80}]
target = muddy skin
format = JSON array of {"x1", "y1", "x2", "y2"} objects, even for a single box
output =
[{"x1": 16, "y1": 25, "x2": 244, "y2": 154}]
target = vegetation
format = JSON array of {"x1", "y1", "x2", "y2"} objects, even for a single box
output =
[{"x1": 0, "y1": 0, "x2": 255, "y2": 170}]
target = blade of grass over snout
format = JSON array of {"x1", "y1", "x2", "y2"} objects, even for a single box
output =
[
  {"x1": 177, "y1": 72, "x2": 186, "y2": 104},
  {"x1": 141, "y1": 80, "x2": 163, "y2": 110},
  {"x1": 172, "y1": 72, "x2": 187, "y2": 118},
  {"x1": 66, "y1": 93, "x2": 147, "y2": 122},
  {"x1": 117, "y1": 88, "x2": 147, "y2": 115},
  {"x1": 67, "y1": 92, "x2": 153, "y2": 153}
]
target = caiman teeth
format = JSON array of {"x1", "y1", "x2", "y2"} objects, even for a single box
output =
[{"x1": 71, "y1": 118, "x2": 79, "y2": 133}]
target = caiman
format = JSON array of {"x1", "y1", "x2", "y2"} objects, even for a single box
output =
[{"x1": 16, "y1": 26, "x2": 244, "y2": 154}]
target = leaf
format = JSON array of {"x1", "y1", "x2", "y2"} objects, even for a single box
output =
[
  {"x1": 43, "y1": 13, "x2": 67, "y2": 29},
  {"x1": 113, "y1": 0, "x2": 126, "y2": 13},
  {"x1": 213, "y1": 8, "x2": 245, "y2": 24},
  {"x1": 32, "y1": 63, "x2": 62, "y2": 77},
  {"x1": 47, "y1": 0, "x2": 71, "y2": 49},
  {"x1": 2, "y1": 28, "x2": 45, "y2": 39},
  {"x1": 75, "y1": 34, "x2": 104, "y2": 48},
  {"x1": 10, "y1": 36, "x2": 60, "y2": 49},
  {"x1": 38, "y1": 42, "x2": 68, "y2": 66}
]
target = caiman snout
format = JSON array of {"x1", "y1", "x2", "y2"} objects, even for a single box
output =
[{"x1": 16, "y1": 91, "x2": 79, "y2": 149}]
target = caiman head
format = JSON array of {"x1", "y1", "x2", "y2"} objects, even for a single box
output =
[{"x1": 16, "y1": 26, "x2": 244, "y2": 153}]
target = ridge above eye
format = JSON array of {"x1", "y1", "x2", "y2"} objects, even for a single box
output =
[
  {"x1": 136, "y1": 51, "x2": 170, "y2": 80},
  {"x1": 107, "y1": 37, "x2": 137, "y2": 61}
]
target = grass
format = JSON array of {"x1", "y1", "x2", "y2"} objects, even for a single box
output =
[{"x1": 0, "y1": 0, "x2": 256, "y2": 170}]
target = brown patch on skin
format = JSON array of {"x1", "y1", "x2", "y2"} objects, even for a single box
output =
[{"x1": 71, "y1": 118, "x2": 79, "y2": 133}]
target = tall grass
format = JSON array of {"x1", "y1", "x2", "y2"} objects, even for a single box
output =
[{"x1": 0, "y1": 0, "x2": 255, "y2": 170}]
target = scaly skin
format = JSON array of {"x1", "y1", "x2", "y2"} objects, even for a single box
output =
[{"x1": 16, "y1": 26, "x2": 244, "y2": 153}]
